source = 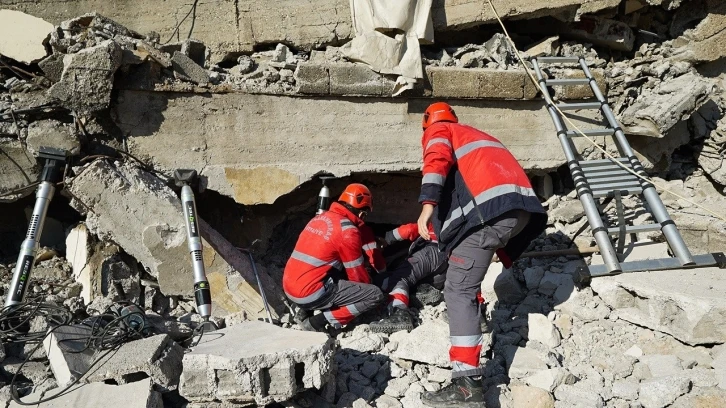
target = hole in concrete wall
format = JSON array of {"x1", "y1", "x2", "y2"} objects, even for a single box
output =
[
  {"x1": 294, "y1": 362, "x2": 305, "y2": 391},
  {"x1": 121, "y1": 372, "x2": 150, "y2": 383},
  {"x1": 260, "y1": 367, "x2": 271, "y2": 398},
  {"x1": 104, "y1": 378, "x2": 119, "y2": 385}
]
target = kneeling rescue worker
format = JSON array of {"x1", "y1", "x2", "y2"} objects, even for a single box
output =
[
  {"x1": 417, "y1": 102, "x2": 548, "y2": 407},
  {"x1": 283, "y1": 183, "x2": 385, "y2": 332}
]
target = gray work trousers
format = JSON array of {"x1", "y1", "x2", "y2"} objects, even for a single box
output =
[
  {"x1": 445, "y1": 210, "x2": 530, "y2": 378},
  {"x1": 292, "y1": 277, "x2": 385, "y2": 328},
  {"x1": 375, "y1": 244, "x2": 447, "y2": 308}
]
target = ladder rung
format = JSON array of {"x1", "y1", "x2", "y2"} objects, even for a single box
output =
[
  {"x1": 556, "y1": 102, "x2": 602, "y2": 111},
  {"x1": 546, "y1": 78, "x2": 590, "y2": 86},
  {"x1": 588, "y1": 180, "x2": 642, "y2": 190},
  {"x1": 580, "y1": 158, "x2": 629, "y2": 167},
  {"x1": 536, "y1": 57, "x2": 581, "y2": 63},
  {"x1": 586, "y1": 174, "x2": 639, "y2": 185},
  {"x1": 607, "y1": 224, "x2": 662, "y2": 235},
  {"x1": 592, "y1": 188, "x2": 643, "y2": 198},
  {"x1": 582, "y1": 168, "x2": 634, "y2": 178},
  {"x1": 565, "y1": 129, "x2": 615, "y2": 137}
]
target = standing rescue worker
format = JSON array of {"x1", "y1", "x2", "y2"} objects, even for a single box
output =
[
  {"x1": 369, "y1": 222, "x2": 446, "y2": 334},
  {"x1": 283, "y1": 183, "x2": 386, "y2": 332},
  {"x1": 416, "y1": 102, "x2": 547, "y2": 407}
]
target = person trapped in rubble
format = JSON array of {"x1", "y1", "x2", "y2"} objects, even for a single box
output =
[
  {"x1": 416, "y1": 102, "x2": 548, "y2": 407},
  {"x1": 282, "y1": 183, "x2": 386, "y2": 332},
  {"x1": 367, "y1": 221, "x2": 447, "y2": 334}
]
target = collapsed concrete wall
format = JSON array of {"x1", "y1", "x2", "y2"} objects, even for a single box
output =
[
  {"x1": 112, "y1": 91, "x2": 607, "y2": 205},
  {"x1": 1, "y1": 0, "x2": 623, "y2": 62},
  {"x1": 66, "y1": 159, "x2": 285, "y2": 318}
]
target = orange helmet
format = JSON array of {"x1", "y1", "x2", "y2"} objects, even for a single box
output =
[
  {"x1": 338, "y1": 183, "x2": 373, "y2": 211},
  {"x1": 422, "y1": 102, "x2": 458, "y2": 130}
]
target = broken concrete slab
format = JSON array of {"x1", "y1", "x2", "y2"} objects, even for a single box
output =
[
  {"x1": 527, "y1": 313, "x2": 562, "y2": 348},
  {"x1": 171, "y1": 51, "x2": 210, "y2": 85},
  {"x1": 48, "y1": 40, "x2": 123, "y2": 113},
  {"x1": 66, "y1": 160, "x2": 285, "y2": 319},
  {"x1": 482, "y1": 264, "x2": 527, "y2": 305},
  {"x1": 390, "y1": 320, "x2": 451, "y2": 368},
  {"x1": 671, "y1": 0, "x2": 726, "y2": 64},
  {"x1": 504, "y1": 346, "x2": 549, "y2": 379},
  {"x1": 4, "y1": 0, "x2": 624, "y2": 63},
  {"x1": 563, "y1": 16, "x2": 635, "y2": 52},
  {"x1": 328, "y1": 63, "x2": 394, "y2": 96},
  {"x1": 591, "y1": 266, "x2": 726, "y2": 345},
  {"x1": 9, "y1": 378, "x2": 162, "y2": 408},
  {"x1": 639, "y1": 375, "x2": 691, "y2": 408},
  {"x1": 25, "y1": 120, "x2": 81, "y2": 156},
  {"x1": 0, "y1": 10, "x2": 53, "y2": 64},
  {"x1": 179, "y1": 321, "x2": 336, "y2": 406},
  {"x1": 0, "y1": 138, "x2": 38, "y2": 203},
  {"x1": 45, "y1": 330, "x2": 182, "y2": 391},
  {"x1": 112, "y1": 91, "x2": 604, "y2": 205},
  {"x1": 620, "y1": 73, "x2": 713, "y2": 138}
]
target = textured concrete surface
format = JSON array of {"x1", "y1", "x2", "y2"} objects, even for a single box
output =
[
  {"x1": 1, "y1": 0, "x2": 622, "y2": 62},
  {"x1": 0, "y1": 138, "x2": 38, "y2": 202},
  {"x1": 0, "y1": 9, "x2": 52, "y2": 64},
  {"x1": 112, "y1": 91, "x2": 604, "y2": 205},
  {"x1": 179, "y1": 321, "x2": 336, "y2": 405},
  {"x1": 8, "y1": 378, "x2": 162, "y2": 408},
  {"x1": 592, "y1": 263, "x2": 726, "y2": 345},
  {"x1": 66, "y1": 160, "x2": 284, "y2": 318}
]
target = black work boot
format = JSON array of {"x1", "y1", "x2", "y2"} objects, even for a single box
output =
[
  {"x1": 298, "y1": 313, "x2": 327, "y2": 332},
  {"x1": 412, "y1": 283, "x2": 443, "y2": 307},
  {"x1": 421, "y1": 376, "x2": 486, "y2": 407},
  {"x1": 369, "y1": 307, "x2": 414, "y2": 334}
]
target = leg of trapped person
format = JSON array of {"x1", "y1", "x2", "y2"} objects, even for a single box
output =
[{"x1": 422, "y1": 213, "x2": 522, "y2": 408}]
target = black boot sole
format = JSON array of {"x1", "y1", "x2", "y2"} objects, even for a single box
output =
[
  {"x1": 369, "y1": 322, "x2": 414, "y2": 334},
  {"x1": 421, "y1": 399, "x2": 486, "y2": 408}
]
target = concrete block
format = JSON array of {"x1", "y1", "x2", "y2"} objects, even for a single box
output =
[
  {"x1": 179, "y1": 321, "x2": 336, "y2": 406},
  {"x1": 294, "y1": 63, "x2": 330, "y2": 94},
  {"x1": 9, "y1": 378, "x2": 162, "y2": 408},
  {"x1": 478, "y1": 69, "x2": 528, "y2": 99},
  {"x1": 38, "y1": 54, "x2": 65, "y2": 82},
  {"x1": 66, "y1": 160, "x2": 284, "y2": 319},
  {"x1": 328, "y1": 63, "x2": 393, "y2": 96},
  {"x1": 551, "y1": 68, "x2": 607, "y2": 100},
  {"x1": 172, "y1": 51, "x2": 210, "y2": 84},
  {"x1": 511, "y1": 385, "x2": 555, "y2": 408},
  {"x1": 504, "y1": 346, "x2": 549, "y2": 379},
  {"x1": 430, "y1": 67, "x2": 480, "y2": 98},
  {"x1": 0, "y1": 10, "x2": 52, "y2": 64},
  {"x1": 527, "y1": 313, "x2": 561, "y2": 348},
  {"x1": 0, "y1": 139, "x2": 39, "y2": 203},
  {"x1": 390, "y1": 320, "x2": 451, "y2": 368},
  {"x1": 639, "y1": 375, "x2": 691, "y2": 408},
  {"x1": 45, "y1": 329, "x2": 183, "y2": 391},
  {"x1": 591, "y1": 265, "x2": 726, "y2": 345},
  {"x1": 181, "y1": 39, "x2": 208, "y2": 67},
  {"x1": 48, "y1": 40, "x2": 123, "y2": 113},
  {"x1": 429, "y1": 67, "x2": 537, "y2": 100},
  {"x1": 620, "y1": 72, "x2": 712, "y2": 138},
  {"x1": 26, "y1": 120, "x2": 81, "y2": 156}
]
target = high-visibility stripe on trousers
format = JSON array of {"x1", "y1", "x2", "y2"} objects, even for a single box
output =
[
  {"x1": 323, "y1": 303, "x2": 362, "y2": 328},
  {"x1": 450, "y1": 334, "x2": 484, "y2": 374},
  {"x1": 388, "y1": 286, "x2": 409, "y2": 308}
]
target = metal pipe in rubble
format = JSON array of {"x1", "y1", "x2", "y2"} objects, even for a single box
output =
[
  {"x1": 5, "y1": 148, "x2": 67, "y2": 308},
  {"x1": 178, "y1": 172, "x2": 212, "y2": 321}
]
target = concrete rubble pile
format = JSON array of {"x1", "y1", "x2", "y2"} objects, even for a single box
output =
[{"x1": 1, "y1": 0, "x2": 726, "y2": 407}]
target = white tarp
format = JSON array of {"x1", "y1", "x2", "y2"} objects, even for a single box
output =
[{"x1": 343, "y1": 0, "x2": 433, "y2": 96}]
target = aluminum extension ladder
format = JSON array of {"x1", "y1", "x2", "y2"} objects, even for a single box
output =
[{"x1": 531, "y1": 56, "x2": 726, "y2": 282}]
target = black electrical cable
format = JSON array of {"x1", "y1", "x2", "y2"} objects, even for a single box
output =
[
  {"x1": 8, "y1": 302, "x2": 150, "y2": 405},
  {"x1": 187, "y1": 319, "x2": 219, "y2": 349},
  {"x1": 0, "y1": 300, "x2": 73, "y2": 343}
]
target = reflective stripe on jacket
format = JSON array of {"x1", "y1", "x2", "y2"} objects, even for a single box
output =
[
  {"x1": 283, "y1": 202, "x2": 371, "y2": 299},
  {"x1": 419, "y1": 122, "x2": 547, "y2": 259}
]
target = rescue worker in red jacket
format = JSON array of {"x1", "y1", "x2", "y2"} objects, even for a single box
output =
[
  {"x1": 416, "y1": 102, "x2": 548, "y2": 407},
  {"x1": 369, "y1": 222, "x2": 446, "y2": 334},
  {"x1": 283, "y1": 183, "x2": 386, "y2": 332}
]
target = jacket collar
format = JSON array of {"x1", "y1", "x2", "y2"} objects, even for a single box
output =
[{"x1": 329, "y1": 202, "x2": 365, "y2": 227}]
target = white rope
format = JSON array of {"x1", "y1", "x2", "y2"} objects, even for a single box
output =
[{"x1": 484, "y1": 0, "x2": 726, "y2": 223}]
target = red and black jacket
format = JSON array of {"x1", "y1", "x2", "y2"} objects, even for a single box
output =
[
  {"x1": 419, "y1": 122, "x2": 547, "y2": 264},
  {"x1": 283, "y1": 202, "x2": 371, "y2": 300}
]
